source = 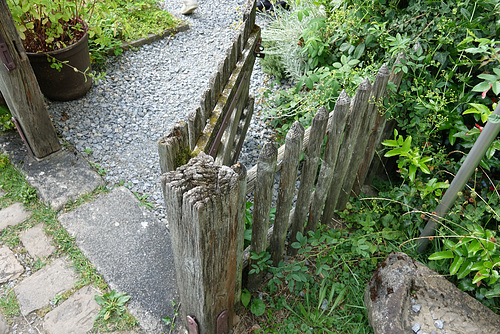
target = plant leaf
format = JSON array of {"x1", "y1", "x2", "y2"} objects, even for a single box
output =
[{"x1": 429, "y1": 250, "x2": 454, "y2": 260}]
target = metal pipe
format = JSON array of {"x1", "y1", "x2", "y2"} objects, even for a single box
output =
[{"x1": 417, "y1": 102, "x2": 500, "y2": 253}]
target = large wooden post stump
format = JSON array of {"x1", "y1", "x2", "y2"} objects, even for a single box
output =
[
  {"x1": 161, "y1": 153, "x2": 244, "y2": 333},
  {"x1": 0, "y1": 0, "x2": 61, "y2": 158}
]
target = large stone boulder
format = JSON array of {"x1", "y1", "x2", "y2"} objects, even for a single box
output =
[{"x1": 365, "y1": 252, "x2": 500, "y2": 334}]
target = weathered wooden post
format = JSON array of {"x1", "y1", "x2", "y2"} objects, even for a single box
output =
[
  {"x1": 271, "y1": 121, "x2": 304, "y2": 265},
  {"x1": 288, "y1": 107, "x2": 328, "y2": 253},
  {"x1": 306, "y1": 92, "x2": 350, "y2": 233},
  {"x1": 161, "y1": 153, "x2": 244, "y2": 333},
  {"x1": 247, "y1": 142, "x2": 277, "y2": 291},
  {"x1": 321, "y1": 79, "x2": 372, "y2": 225},
  {"x1": 0, "y1": 0, "x2": 61, "y2": 158}
]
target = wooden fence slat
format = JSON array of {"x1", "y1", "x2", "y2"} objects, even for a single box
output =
[
  {"x1": 158, "y1": 121, "x2": 189, "y2": 173},
  {"x1": 271, "y1": 121, "x2": 304, "y2": 265},
  {"x1": 364, "y1": 54, "x2": 406, "y2": 186},
  {"x1": 231, "y1": 95, "x2": 255, "y2": 165},
  {"x1": 192, "y1": 26, "x2": 260, "y2": 157},
  {"x1": 246, "y1": 111, "x2": 318, "y2": 194},
  {"x1": 161, "y1": 153, "x2": 241, "y2": 333},
  {"x1": 247, "y1": 142, "x2": 277, "y2": 291},
  {"x1": 215, "y1": 72, "x2": 251, "y2": 165},
  {"x1": 188, "y1": 107, "x2": 205, "y2": 150},
  {"x1": 288, "y1": 107, "x2": 328, "y2": 254},
  {"x1": 0, "y1": 0, "x2": 61, "y2": 158},
  {"x1": 232, "y1": 162, "x2": 247, "y2": 309},
  {"x1": 210, "y1": 71, "x2": 221, "y2": 108},
  {"x1": 201, "y1": 89, "x2": 212, "y2": 121},
  {"x1": 306, "y1": 91, "x2": 351, "y2": 233},
  {"x1": 321, "y1": 79, "x2": 372, "y2": 225},
  {"x1": 337, "y1": 65, "x2": 390, "y2": 210},
  {"x1": 352, "y1": 64, "x2": 391, "y2": 195}
]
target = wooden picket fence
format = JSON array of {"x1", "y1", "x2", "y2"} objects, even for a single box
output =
[
  {"x1": 158, "y1": 0, "x2": 405, "y2": 329},
  {"x1": 160, "y1": 57, "x2": 404, "y2": 332},
  {"x1": 158, "y1": 1, "x2": 261, "y2": 174}
]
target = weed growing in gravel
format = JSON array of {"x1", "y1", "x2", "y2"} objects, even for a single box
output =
[
  {"x1": 162, "y1": 300, "x2": 180, "y2": 334},
  {"x1": 94, "y1": 290, "x2": 138, "y2": 332},
  {"x1": 0, "y1": 289, "x2": 20, "y2": 318}
]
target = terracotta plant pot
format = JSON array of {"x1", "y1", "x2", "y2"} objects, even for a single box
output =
[{"x1": 27, "y1": 30, "x2": 92, "y2": 101}]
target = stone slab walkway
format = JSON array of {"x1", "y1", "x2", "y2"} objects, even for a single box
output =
[
  {"x1": 0, "y1": 135, "x2": 179, "y2": 333},
  {"x1": 14, "y1": 257, "x2": 79, "y2": 316}
]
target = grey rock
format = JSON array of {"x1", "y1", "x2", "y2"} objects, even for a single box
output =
[
  {"x1": 15, "y1": 258, "x2": 78, "y2": 315},
  {"x1": 412, "y1": 323, "x2": 421, "y2": 333},
  {"x1": 0, "y1": 203, "x2": 31, "y2": 230},
  {"x1": 20, "y1": 224, "x2": 56, "y2": 259},
  {"x1": 0, "y1": 247, "x2": 24, "y2": 283},
  {"x1": 43, "y1": 286, "x2": 99, "y2": 334},
  {"x1": 412, "y1": 304, "x2": 422, "y2": 313},
  {"x1": 434, "y1": 319, "x2": 444, "y2": 329},
  {"x1": 365, "y1": 252, "x2": 500, "y2": 334},
  {"x1": 0, "y1": 133, "x2": 104, "y2": 211}
]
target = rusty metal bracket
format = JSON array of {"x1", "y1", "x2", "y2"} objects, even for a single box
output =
[
  {"x1": 187, "y1": 315, "x2": 199, "y2": 334},
  {"x1": 0, "y1": 31, "x2": 16, "y2": 71},
  {"x1": 254, "y1": 38, "x2": 265, "y2": 59},
  {"x1": 217, "y1": 310, "x2": 228, "y2": 334}
]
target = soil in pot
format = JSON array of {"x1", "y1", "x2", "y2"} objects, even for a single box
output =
[{"x1": 27, "y1": 31, "x2": 93, "y2": 101}]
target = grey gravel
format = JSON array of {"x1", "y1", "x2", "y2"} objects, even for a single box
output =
[
  {"x1": 46, "y1": 1, "x2": 278, "y2": 223},
  {"x1": 434, "y1": 319, "x2": 444, "y2": 329},
  {"x1": 412, "y1": 304, "x2": 422, "y2": 313},
  {"x1": 412, "y1": 323, "x2": 421, "y2": 333}
]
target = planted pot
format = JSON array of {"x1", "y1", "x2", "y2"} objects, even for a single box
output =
[{"x1": 27, "y1": 30, "x2": 92, "y2": 101}]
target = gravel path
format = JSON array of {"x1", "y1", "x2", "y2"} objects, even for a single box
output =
[{"x1": 47, "y1": 0, "x2": 276, "y2": 223}]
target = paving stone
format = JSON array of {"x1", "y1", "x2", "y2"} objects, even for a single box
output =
[
  {"x1": 20, "y1": 224, "x2": 56, "y2": 259},
  {"x1": 15, "y1": 258, "x2": 78, "y2": 316},
  {"x1": 0, "y1": 203, "x2": 31, "y2": 230},
  {"x1": 58, "y1": 186, "x2": 178, "y2": 333},
  {"x1": 0, "y1": 132, "x2": 104, "y2": 211},
  {"x1": 0, "y1": 312, "x2": 9, "y2": 334},
  {"x1": 0, "y1": 246, "x2": 24, "y2": 283},
  {"x1": 43, "y1": 286, "x2": 99, "y2": 334}
]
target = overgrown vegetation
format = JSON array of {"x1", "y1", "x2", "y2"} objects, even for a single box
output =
[
  {"x1": 87, "y1": 0, "x2": 181, "y2": 64},
  {"x1": 249, "y1": 0, "x2": 500, "y2": 331}
]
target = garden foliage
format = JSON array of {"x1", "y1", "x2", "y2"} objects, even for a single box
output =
[{"x1": 252, "y1": 0, "x2": 500, "y2": 330}]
